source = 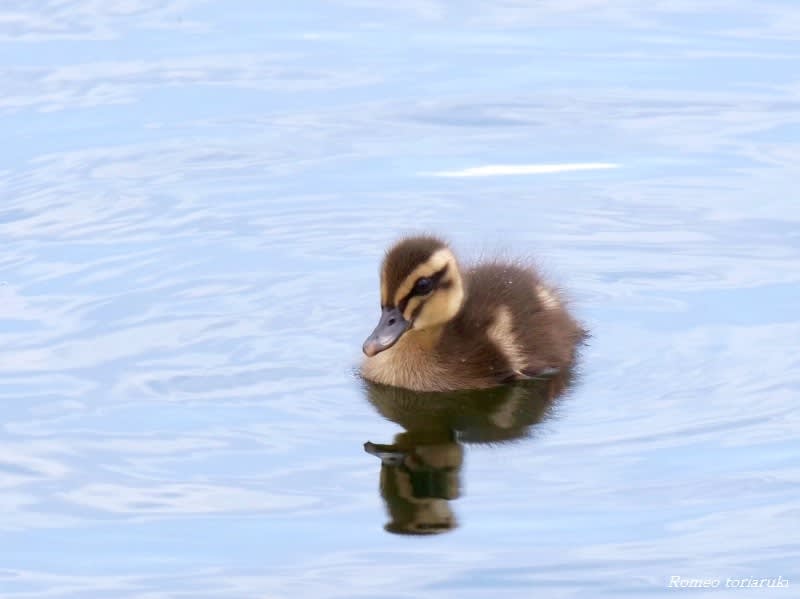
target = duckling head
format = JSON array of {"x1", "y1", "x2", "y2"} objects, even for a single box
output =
[{"x1": 363, "y1": 236, "x2": 465, "y2": 357}]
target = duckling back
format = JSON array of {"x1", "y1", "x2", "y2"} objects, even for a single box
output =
[{"x1": 440, "y1": 262, "x2": 584, "y2": 386}]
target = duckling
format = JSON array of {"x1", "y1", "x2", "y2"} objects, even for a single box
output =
[{"x1": 361, "y1": 235, "x2": 585, "y2": 392}]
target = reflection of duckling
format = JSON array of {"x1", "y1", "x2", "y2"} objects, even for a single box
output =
[
  {"x1": 364, "y1": 373, "x2": 570, "y2": 444},
  {"x1": 361, "y1": 235, "x2": 585, "y2": 391},
  {"x1": 365, "y1": 435, "x2": 462, "y2": 535},
  {"x1": 363, "y1": 374, "x2": 573, "y2": 535}
]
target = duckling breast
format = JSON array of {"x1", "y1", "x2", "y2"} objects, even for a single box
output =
[{"x1": 360, "y1": 333, "x2": 453, "y2": 392}]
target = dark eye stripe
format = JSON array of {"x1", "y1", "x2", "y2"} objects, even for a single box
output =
[
  {"x1": 410, "y1": 301, "x2": 425, "y2": 321},
  {"x1": 397, "y1": 264, "x2": 449, "y2": 313}
]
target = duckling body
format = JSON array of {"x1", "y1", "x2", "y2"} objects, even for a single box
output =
[{"x1": 361, "y1": 236, "x2": 584, "y2": 392}]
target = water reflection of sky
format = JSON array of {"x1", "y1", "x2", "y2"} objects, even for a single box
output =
[{"x1": 2, "y1": 1, "x2": 799, "y2": 597}]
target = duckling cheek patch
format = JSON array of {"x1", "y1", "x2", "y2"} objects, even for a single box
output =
[{"x1": 412, "y1": 279, "x2": 464, "y2": 330}]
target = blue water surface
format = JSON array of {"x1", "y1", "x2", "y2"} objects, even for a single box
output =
[{"x1": 1, "y1": 2, "x2": 799, "y2": 597}]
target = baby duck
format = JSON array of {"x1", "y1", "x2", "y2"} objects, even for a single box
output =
[{"x1": 361, "y1": 235, "x2": 584, "y2": 392}]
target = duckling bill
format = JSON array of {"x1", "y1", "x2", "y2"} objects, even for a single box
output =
[{"x1": 361, "y1": 235, "x2": 585, "y2": 392}]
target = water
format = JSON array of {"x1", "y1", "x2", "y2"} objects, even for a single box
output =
[{"x1": 2, "y1": 2, "x2": 799, "y2": 597}]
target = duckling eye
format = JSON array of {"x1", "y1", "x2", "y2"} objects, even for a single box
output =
[{"x1": 413, "y1": 277, "x2": 434, "y2": 295}]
